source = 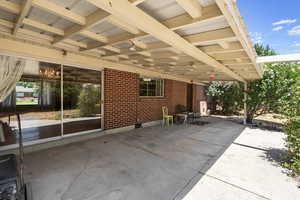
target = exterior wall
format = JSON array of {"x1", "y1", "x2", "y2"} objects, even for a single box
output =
[
  {"x1": 104, "y1": 68, "x2": 189, "y2": 129},
  {"x1": 192, "y1": 85, "x2": 207, "y2": 113},
  {"x1": 104, "y1": 69, "x2": 138, "y2": 129}
]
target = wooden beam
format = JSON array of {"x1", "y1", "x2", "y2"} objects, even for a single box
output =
[
  {"x1": 212, "y1": 51, "x2": 248, "y2": 60},
  {"x1": 221, "y1": 58, "x2": 252, "y2": 66},
  {"x1": 53, "y1": 10, "x2": 109, "y2": 44},
  {"x1": 84, "y1": 4, "x2": 223, "y2": 51},
  {"x1": 216, "y1": 0, "x2": 262, "y2": 78},
  {"x1": 0, "y1": 18, "x2": 88, "y2": 49},
  {"x1": 0, "y1": 19, "x2": 14, "y2": 29},
  {"x1": 106, "y1": 16, "x2": 140, "y2": 34},
  {"x1": 102, "y1": 45, "x2": 121, "y2": 53},
  {"x1": 129, "y1": 0, "x2": 147, "y2": 6},
  {"x1": 75, "y1": 0, "x2": 247, "y2": 81},
  {"x1": 0, "y1": 37, "x2": 196, "y2": 84},
  {"x1": 13, "y1": 0, "x2": 32, "y2": 35},
  {"x1": 23, "y1": 18, "x2": 64, "y2": 35},
  {"x1": 32, "y1": 0, "x2": 86, "y2": 25},
  {"x1": 0, "y1": 0, "x2": 20, "y2": 14},
  {"x1": 218, "y1": 41, "x2": 230, "y2": 49},
  {"x1": 175, "y1": 0, "x2": 202, "y2": 18},
  {"x1": 199, "y1": 42, "x2": 243, "y2": 54},
  {"x1": 79, "y1": 30, "x2": 107, "y2": 43},
  {"x1": 256, "y1": 54, "x2": 300, "y2": 63},
  {"x1": 184, "y1": 27, "x2": 237, "y2": 46},
  {"x1": 101, "y1": 28, "x2": 236, "y2": 58}
]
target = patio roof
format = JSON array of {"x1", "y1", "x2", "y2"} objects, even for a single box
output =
[
  {"x1": 257, "y1": 53, "x2": 300, "y2": 63},
  {"x1": 0, "y1": 0, "x2": 262, "y2": 83}
]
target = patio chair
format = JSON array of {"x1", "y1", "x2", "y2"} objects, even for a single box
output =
[
  {"x1": 174, "y1": 104, "x2": 188, "y2": 124},
  {"x1": 162, "y1": 106, "x2": 173, "y2": 126}
]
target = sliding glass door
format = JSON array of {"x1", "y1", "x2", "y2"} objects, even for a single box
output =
[
  {"x1": 62, "y1": 65, "x2": 102, "y2": 135},
  {"x1": 0, "y1": 56, "x2": 103, "y2": 147}
]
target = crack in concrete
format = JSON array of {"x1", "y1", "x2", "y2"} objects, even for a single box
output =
[{"x1": 60, "y1": 150, "x2": 92, "y2": 200}]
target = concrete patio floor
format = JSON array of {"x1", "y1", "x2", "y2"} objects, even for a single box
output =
[{"x1": 23, "y1": 117, "x2": 300, "y2": 200}]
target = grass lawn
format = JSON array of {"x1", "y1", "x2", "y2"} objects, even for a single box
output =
[{"x1": 16, "y1": 100, "x2": 38, "y2": 105}]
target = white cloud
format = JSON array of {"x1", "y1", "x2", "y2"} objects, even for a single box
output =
[
  {"x1": 292, "y1": 41, "x2": 300, "y2": 47},
  {"x1": 272, "y1": 19, "x2": 297, "y2": 26},
  {"x1": 288, "y1": 25, "x2": 300, "y2": 35},
  {"x1": 250, "y1": 32, "x2": 263, "y2": 44},
  {"x1": 272, "y1": 26, "x2": 283, "y2": 31}
]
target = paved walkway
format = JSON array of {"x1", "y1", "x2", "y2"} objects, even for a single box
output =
[{"x1": 23, "y1": 117, "x2": 299, "y2": 200}]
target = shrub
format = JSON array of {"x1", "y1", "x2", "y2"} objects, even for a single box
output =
[
  {"x1": 282, "y1": 77, "x2": 300, "y2": 176},
  {"x1": 284, "y1": 118, "x2": 300, "y2": 176},
  {"x1": 78, "y1": 85, "x2": 99, "y2": 117}
]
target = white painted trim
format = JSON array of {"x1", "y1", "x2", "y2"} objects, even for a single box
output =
[
  {"x1": 0, "y1": 119, "x2": 162, "y2": 154},
  {"x1": 257, "y1": 54, "x2": 300, "y2": 63},
  {"x1": 0, "y1": 51, "x2": 104, "y2": 72}
]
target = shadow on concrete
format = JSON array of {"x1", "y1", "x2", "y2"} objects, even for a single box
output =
[
  {"x1": 23, "y1": 117, "x2": 248, "y2": 200},
  {"x1": 260, "y1": 147, "x2": 291, "y2": 175}
]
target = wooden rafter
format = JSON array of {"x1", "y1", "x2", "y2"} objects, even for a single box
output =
[
  {"x1": 31, "y1": 0, "x2": 85, "y2": 25},
  {"x1": 13, "y1": 0, "x2": 32, "y2": 35},
  {"x1": 0, "y1": 18, "x2": 87, "y2": 49},
  {"x1": 216, "y1": 0, "x2": 262, "y2": 77},
  {"x1": 199, "y1": 42, "x2": 243, "y2": 54},
  {"x1": 175, "y1": 0, "x2": 202, "y2": 18},
  {"x1": 0, "y1": 0, "x2": 20, "y2": 14},
  {"x1": 0, "y1": 0, "x2": 262, "y2": 81},
  {"x1": 86, "y1": 0, "x2": 244, "y2": 81},
  {"x1": 101, "y1": 28, "x2": 236, "y2": 59},
  {"x1": 129, "y1": 0, "x2": 147, "y2": 6},
  {"x1": 53, "y1": 10, "x2": 110, "y2": 44},
  {"x1": 83, "y1": 4, "x2": 223, "y2": 51}
]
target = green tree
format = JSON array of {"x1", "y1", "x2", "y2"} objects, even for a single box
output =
[
  {"x1": 254, "y1": 44, "x2": 276, "y2": 56},
  {"x1": 207, "y1": 45, "x2": 299, "y2": 123},
  {"x1": 78, "y1": 84, "x2": 99, "y2": 117},
  {"x1": 244, "y1": 63, "x2": 298, "y2": 123},
  {"x1": 207, "y1": 81, "x2": 243, "y2": 115}
]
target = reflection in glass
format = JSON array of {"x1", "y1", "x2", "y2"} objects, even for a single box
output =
[
  {"x1": 0, "y1": 60, "x2": 62, "y2": 146},
  {"x1": 63, "y1": 66, "x2": 101, "y2": 135},
  {"x1": 0, "y1": 57, "x2": 103, "y2": 147}
]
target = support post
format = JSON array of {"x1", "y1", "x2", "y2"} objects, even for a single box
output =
[{"x1": 243, "y1": 82, "x2": 247, "y2": 125}]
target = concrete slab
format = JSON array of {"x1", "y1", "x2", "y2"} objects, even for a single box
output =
[{"x1": 21, "y1": 118, "x2": 299, "y2": 200}]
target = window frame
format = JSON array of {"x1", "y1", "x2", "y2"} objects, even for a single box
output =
[{"x1": 139, "y1": 77, "x2": 165, "y2": 98}]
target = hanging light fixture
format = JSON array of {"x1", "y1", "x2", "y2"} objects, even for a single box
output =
[
  {"x1": 39, "y1": 67, "x2": 60, "y2": 79},
  {"x1": 129, "y1": 40, "x2": 136, "y2": 51}
]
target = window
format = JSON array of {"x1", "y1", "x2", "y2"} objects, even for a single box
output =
[{"x1": 139, "y1": 77, "x2": 164, "y2": 97}]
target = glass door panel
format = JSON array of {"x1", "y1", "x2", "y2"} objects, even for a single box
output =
[
  {"x1": 0, "y1": 60, "x2": 62, "y2": 146},
  {"x1": 62, "y1": 66, "x2": 102, "y2": 135}
]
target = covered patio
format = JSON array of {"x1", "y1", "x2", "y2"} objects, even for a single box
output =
[{"x1": 22, "y1": 117, "x2": 300, "y2": 200}]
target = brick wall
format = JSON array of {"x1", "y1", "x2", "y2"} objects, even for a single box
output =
[
  {"x1": 104, "y1": 69, "x2": 138, "y2": 129},
  {"x1": 104, "y1": 68, "x2": 204, "y2": 129}
]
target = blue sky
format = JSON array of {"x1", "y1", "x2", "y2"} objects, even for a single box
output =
[{"x1": 237, "y1": 0, "x2": 300, "y2": 54}]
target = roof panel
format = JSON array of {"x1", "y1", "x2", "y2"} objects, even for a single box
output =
[
  {"x1": 176, "y1": 17, "x2": 229, "y2": 36},
  {"x1": 138, "y1": 0, "x2": 186, "y2": 21},
  {"x1": 71, "y1": 1, "x2": 98, "y2": 17},
  {"x1": 90, "y1": 21, "x2": 126, "y2": 37},
  {"x1": 9, "y1": 0, "x2": 22, "y2": 4},
  {"x1": 28, "y1": 7, "x2": 59, "y2": 26},
  {"x1": 48, "y1": 0, "x2": 80, "y2": 9},
  {"x1": 139, "y1": 36, "x2": 160, "y2": 44},
  {"x1": 54, "y1": 19, "x2": 75, "y2": 30},
  {"x1": 0, "y1": 9, "x2": 16, "y2": 22}
]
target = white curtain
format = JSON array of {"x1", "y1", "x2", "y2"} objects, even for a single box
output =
[{"x1": 0, "y1": 55, "x2": 26, "y2": 103}]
